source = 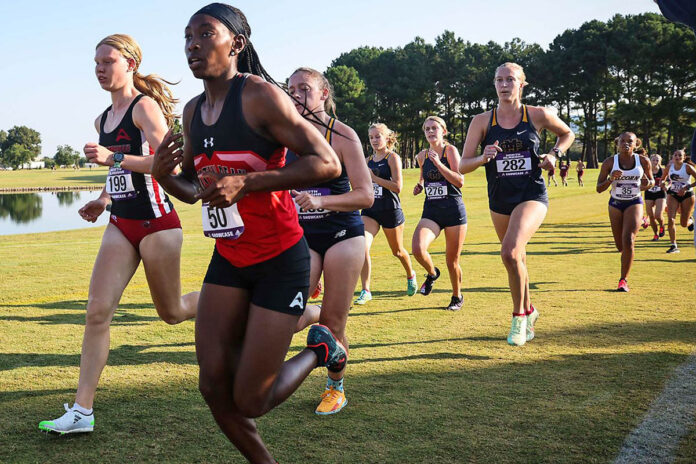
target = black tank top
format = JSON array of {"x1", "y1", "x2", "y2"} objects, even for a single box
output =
[
  {"x1": 481, "y1": 105, "x2": 546, "y2": 204},
  {"x1": 285, "y1": 117, "x2": 363, "y2": 234},
  {"x1": 99, "y1": 94, "x2": 173, "y2": 219},
  {"x1": 364, "y1": 152, "x2": 401, "y2": 211},
  {"x1": 421, "y1": 146, "x2": 462, "y2": 206}
]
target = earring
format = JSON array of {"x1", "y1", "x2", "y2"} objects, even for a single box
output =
[{"x1": 230, "y1": 50, "x2": 236, "y2": 56}]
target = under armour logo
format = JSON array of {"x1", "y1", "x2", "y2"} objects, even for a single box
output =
[
  {"x1": 334, "y1": 229, "x2": 347, "y2": 239},
  {"x1": 290, "y1": 292, "x2": 304, "y2": 309},
  {"x1": 204, "y1": 137, "x2": 214, "y2": 148}
]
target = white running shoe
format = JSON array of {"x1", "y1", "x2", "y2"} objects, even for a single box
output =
[
  {"x1": 507, "y1": 315, "x2": 527, "y2": 346},
  {"x1": 38, "y1": 403, "x2": 94, "y2": 434},
  {"x1": 526, "y1": 307, "x2": 539, "y2": 342}
]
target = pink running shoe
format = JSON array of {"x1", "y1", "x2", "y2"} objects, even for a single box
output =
[{"x1": 617, "y1": 278, "x2": 629, "y2": 292}]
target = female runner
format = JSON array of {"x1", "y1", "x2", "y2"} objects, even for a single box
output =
[
  {"x1": 559, "y1": 159, "x2": 569, "y2": 186},
  {"x1": 596, "y1": 132, "x2": 653, "y2": 291},
  {"x1": 356, "y1": 123, "x2": 417, "y2": 305},
  {"x1": 151, "y1": 5, "x2": 345, "y2": 462},
  {"x1": 39, "y1": 34, "x2": 199, "y2": 435},
  {"x1": 576, "y1": 160, "x2": 585, "y2": 186},
  {"x1": 547, "y1": 158, "x2": 558, "y2": 187},
  {"x1": 288, "y1": 67, "x2": 373, "y2": 415},
  {"x1": 644, "y1": 154, "x2": 667, "y2": 241},
  {"x1": 460, "y1": 62, "x2": 574, "y2": 346},
  {"x1": 664, "y1": 149, "x2": 696, "y2": 253},
  {"x1": 412, "y1": 116, "x2": 467, "y2": 311}
]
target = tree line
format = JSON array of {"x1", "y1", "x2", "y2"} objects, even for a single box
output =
[
  {"x1": 0, "y1": 126, "x2": 83, "y2": 169},
  {"x1": 324, "y1": 13, "x2": 696, "y2": 168}
]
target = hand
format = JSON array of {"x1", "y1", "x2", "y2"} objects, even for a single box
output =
[
  {"x1": 481, "y1": 140, "x2": 502, "y2": 163},
  {"x1": 427, "y1": 149, "x2": 442, "y2": 165},
  {"x1": 413, "y1": 183, "x2": 423, "y2": 195},
  {"x1": 539, "y1": 153, "x2": 556, "y2": 171},
  {"x1": 83, "y1": 143, "x2": 113, "y2": 166},
  {"x1": 78, "y1": 198, "x2": 108, "y2": 223},
  {"x1": 153, "y1": 130, "x2": 183, "y2": 181},
  {"x1": 369, "y1": 171, "x2": 378, "y2": 182},
  {"x1": 196, "y1": 172, "x2": 247, "y2": 208},
  {"x1": 291, "y1": 190, "x2": 323, "y2": 211},
  {"x1": 677, "y1": 187, "x2": 687, "y2": 196},
  {"x1": 610, "y1": 170, "x2": 623, "y2": 181}
]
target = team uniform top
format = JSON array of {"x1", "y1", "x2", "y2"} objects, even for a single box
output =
[
  {"x1": 285, "y1": 118, "x2": 363, "y2": 234},
  {"x1": 560, "y1": 164, "x2": 569, "y2": 176},
  {"x1": 667, "y1": 163, "x2": 693, "y2": 194},
  {"x1": 481, "y1": 105, "x2": 547, "y2": 205},
  {"x1": 421, "y1": 147, "x2": 463, "y2": 207},
  {"x1": 190, "y1": 73, "x2": 303, "y2": 268},
  {"x1": 647, "y1": 166, "x2": 664, "y2": 194},
  {"x1": 609, "y1": 154, "x2": 644, "y2": 201},
  {"x1": 364, "y1": 152, "x2": 401, "y2": 211},
  {"x1": 99, "y1": 94, "x2": 173, "y2": 220}
]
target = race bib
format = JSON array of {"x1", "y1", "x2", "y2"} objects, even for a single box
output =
[
  {"x1": 425, "y1": 181, "x2": 447, "y2": 200},
  {"x1": 648, "y1": 177, "x2": 661, "y2": 193},
  {"x1": 614, "y1": 182, "x2": 640, "y2": 200},
  {"x1": 496, "y1": 151, "x2": 532, "y2": 177},
  {"x1": 295, "y1": 187, "x2": 332, "y2": 220},
  {"x1": 373, "y1": 183, "x2": 383, "y2": 199},
  {"x1": 106, "y1": 167, "x2": 136, "y2": 200},
  {"x1": 670, "y1": 181, "x2": 684, "y2": 193},
  {"x1": 202, "y1": 203, "x2": 244, "y2": 239}
]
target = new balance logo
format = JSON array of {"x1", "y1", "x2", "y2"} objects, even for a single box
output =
[
  {"x1": 290, "y1": 292, "x2": 304, "y2": 309},
  {"x1": 204, "y1": 137, "x2": 214, "y2": 148},
  {"x1": 334, "y1": 229, "x2": 347, "y2": 239}
]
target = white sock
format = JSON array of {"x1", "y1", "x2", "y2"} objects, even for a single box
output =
[{"x1": 72, "y1": 402, "x2": 93, "y2": 415}]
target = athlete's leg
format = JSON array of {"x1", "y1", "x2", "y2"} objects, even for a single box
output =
[
  {"x1": 139, "y1": 228, "x2": 198, "y2": 325},
  {"x1": 443, "y1": 224, "x2": 467, "y2": 297},
  {"x1": 667, "y1": 195, "x2": 679, "y2": 243},
  {"x1": 75, "y1": 224, "x2": 140, "y2": 408},
  {"x1": 360, "y1": 216, "x2": 380, "y2": 292},
  {"x1": 620, "y1": 203, "x2": 643, "y2": 280},
  {"x1": 383, "y1": 223, "x2": 415, "y2": 278},
  {"x1": 608, "y1": 204, "x2": 625, "y2": 252},
  {"x1": 295, "y1": 249, "x2": 323, "y2": 332},
  {"x1": 491, "y1": 201, "x2": 547, "y2": 315},
  {"x1": 645, "y1": 199, "x2": 658, "y2": 235},
  {"x1": 319, "y1": 236, "x2": 365, "y2": 381},
  {"x1": 655, "y1": 197, "x2": 666, "y2": 229},
  {"x1": 679, "y1": 195, "x2": 695, "y2": 227},
  {"x1": 412, "y1": 218, "x2": 441, "y2": 276}
]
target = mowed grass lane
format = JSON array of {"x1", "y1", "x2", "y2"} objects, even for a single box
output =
[{"x1": 1, "y1": 167, "x2": 695, "y2": 463}]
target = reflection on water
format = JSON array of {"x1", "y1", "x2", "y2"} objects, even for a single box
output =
[
  {"x1": 0, "y1": 191, "x2": 108, "y2": 236},
  {"x1": 0, "y1": 193, "x2": 43, "y2": 223}
]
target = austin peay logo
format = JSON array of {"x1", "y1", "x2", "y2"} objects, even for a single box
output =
[
  {"x1": 115, "y1": 129, "x2": 131, "y2": 142},
  {"x1": 204, "y1": 137, "x2": 214, "y2": 148}
]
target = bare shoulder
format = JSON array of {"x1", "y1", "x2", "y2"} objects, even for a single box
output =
[
  {"x1": 242, "y1": 74, "x2": 286, "y2": 106},
  {"x1": 330, "y1": 118, "x2": 362, "y2": 154},
  {"x1": 527, "y1": 105, "x2": 555, "y2": 123}
]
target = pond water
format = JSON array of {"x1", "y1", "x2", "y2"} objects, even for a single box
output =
[{"x1": 0, "y1": 191, "x2": 109, "y2": 236}]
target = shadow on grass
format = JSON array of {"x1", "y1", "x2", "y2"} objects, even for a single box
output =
[
  {"x1": 2, "y1": 300, "x2": 150, "y2": 311},
  {"x1": 0, "y1": 311, "x2": 160, "y2": 325},
  {"x1": 0, "y1": 342, "x2": 195, "y2": 373}
]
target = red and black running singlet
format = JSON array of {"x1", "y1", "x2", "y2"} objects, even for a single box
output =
[
  {"x1": 190, "y1": 74, "x2": 303, "y2": 267},
  {"x1": 99, "y1": 94, "x2": 173, "y2": 220}
]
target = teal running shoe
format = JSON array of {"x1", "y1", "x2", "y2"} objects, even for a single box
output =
[
  {"x1": 355, "y1": 289, "x2": 372, "y2": 305},
  {"x1": 407, "y1": 273, "x2": 417, "y2": 296},
  {"x1": 307, "y1": 324, "x2": 348, "y2": 372},
  {"x1": 526, "y1": 306, "x2": 539, "y2": 342},
  {"x1": 507, "y1": 315, "x2": 527, "y2": 346},
  {"x1": 39, "y1": 404, "x2": 94, "y2": 434}
]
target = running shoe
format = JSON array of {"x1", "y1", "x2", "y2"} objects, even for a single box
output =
[
  {"x1": 617, "y1": 278, "x2": 629, "y2": 292},
  {"x1": 419, "y1": 267, "x2": 440, "y2": 296},
  {"x1": 446, "y1": 295, "x2": 463, "y2": 311},
  {"x1": 526, "y1": 305, "x2": 539, "y2": 342},
  {"x1": 38, "y1": 404, "x2": 94, "y2": 434},
  {"x1": 315, "y1": 387, "x2": 347, "y2": 415},
  {"x1": 507, "y1": 315, "x2": 527, "y2": 346},
  {"x1": 641, "y1": 216, "x2": 649, "y2": 229},
  {"x1": 652, "y1": 234, "x2": 659, "y2": 241},
  {"x1": 666, "y1": 244, "x2": 680, "y2": 254},
  {"x1": 354, "y1": 289, "x2": 372, "y2": 305},
  {"x1": 407, "y1": 272, "x2": 418, "y2": 296},
  {"x1": 689, "y1": 221, "x2": 694, "y2": 232},
  {"x1": 310, "y1": 280, "x2": 322, "y2": 300},
  {"x1": 307, "y1": 324, "x2": 347, "y2": 372},
  {"x1": 659, "y1": 225, "x2": 665, "y2": 237}
]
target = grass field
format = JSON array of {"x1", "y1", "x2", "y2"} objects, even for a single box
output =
[{"x1": 1, "y1": 167, "x2": 695, "y2": 463}]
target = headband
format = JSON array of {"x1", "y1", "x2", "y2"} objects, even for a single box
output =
[{"x1": 194, "y1": 3, "x2": 248, "y2": 38}]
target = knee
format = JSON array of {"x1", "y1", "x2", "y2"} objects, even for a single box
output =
[
  {"x1": 233, "y1": 390, "x2": 267, "y2": 419},
  {"x1": 157, "y1": 307, "x2": 186, "y2": 325},
  {"x1": 623, "y1": 234, "x2": 636, "y2": 250},
  {"x1": 500, "y1": 246, "x2": 522, "y2": 267},
  {"x1": 84, "y1": 298, "x2": 114, "y2": 327},
  {"x1": 198, "y1": 370, "x2": 229, "y2": 406},
  {"x1": 392, "y1": 247, "x2": 406, "y2": 260}
]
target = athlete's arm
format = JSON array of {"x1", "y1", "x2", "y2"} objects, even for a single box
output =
[
  {"x1": 431, "y1": 145, "x2": 463, "y2": 188},
  {"x1": 529, "y1": 106, "x2": 575, "y2": 170},
  {"x1": 685, "y1": 164, "x2": 696, "y2": 189},
  {"x1": 151, "y1": 97, "x2": 201, "y2": 204},
  {"x1": 413, "y1": 151, "x2": 425, "y2": 195},
  {"x1": 460, "y1": 112, "x2": 498, "y2": 174},
  {"x1": 296, "y1": 121, "x2": 373, "y2": 212},
  {"x1": 197, "y1": 77, "x2": 341, "y2": 208},
  {"x1": 371, "y1": 152, "x2": 403, "y2": 194},
  {"x1": 639, "y1": 156, "x2": 655, "y2": 191},
  {"x1": 596, "y1": 158, "x2": 616, "y2": 193}
]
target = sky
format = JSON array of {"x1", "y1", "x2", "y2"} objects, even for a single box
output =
[{"x1": 0, "y1": 0, "x2": 663, "y2": 160}]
